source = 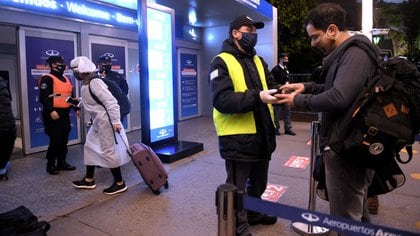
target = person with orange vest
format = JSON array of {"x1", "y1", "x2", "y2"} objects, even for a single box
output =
[{"x1": 39, "y1": 56, "x2": 79, "y2": 175}]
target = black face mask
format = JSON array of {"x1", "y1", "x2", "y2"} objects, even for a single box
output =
[
  {"x1": 56, "y1": 64, "x2": 66, "y2": 74},
  {"x1": 73, "y1": 71, "x2": 83, "y2": 81},
  {"x1": 100, "y1": 65, "x2": 112, "y2": 73},
  {"x1": 238, "y1": 32, "x2": 258, "y2": 53}
]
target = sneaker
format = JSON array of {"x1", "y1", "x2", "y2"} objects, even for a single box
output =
[
  {"x1": 248, "y1": 214, "x2": 277, "y2": 226},
  {"x1": 72, "y1": 178, "x2": 96, "y2": 189},
  {"x1": 103, "y1": 181, "x2": 127, "y2": 195}
]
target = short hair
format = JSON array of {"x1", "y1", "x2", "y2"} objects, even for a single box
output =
[
  {"x1": 279, "y1": 53, "x2": 288, "y2": 59},
  {"x1": 305, "y1": 3, "x2": 346, "y2": 32}
]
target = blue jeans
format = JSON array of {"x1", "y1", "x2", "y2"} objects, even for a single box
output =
[{"x1": 274, "y1": 104, "x2": 292, "y2": 131}]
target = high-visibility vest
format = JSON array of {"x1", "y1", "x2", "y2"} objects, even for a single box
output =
[
  {"x1": 39, "y1": 74, "x2": 72, "y2": 108},
  {"x1": 213, "y1": 52, "x2": 274, "y2": 136}
]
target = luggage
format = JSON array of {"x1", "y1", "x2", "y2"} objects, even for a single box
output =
[
  {"x1": 129, "y1": 142, "x2": 169, "y2": 195},
  {"x1": 0, "y1": 205, "x2": 50, "y2": 236}
]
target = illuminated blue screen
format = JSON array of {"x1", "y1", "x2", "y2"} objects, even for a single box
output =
[
  {"x1": 96, "y1": 0, "x2": 137, "y2": 10},
  {"x1": 147, "y1": 7, "x2": 175, "y2": 143}
]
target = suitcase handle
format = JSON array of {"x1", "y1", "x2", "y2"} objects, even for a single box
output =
[{"x1": 117, "y1": 132, "x2": 132, "y2": 157}]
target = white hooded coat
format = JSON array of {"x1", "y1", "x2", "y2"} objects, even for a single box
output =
[{"x1": 81, "y1": 78, "x2": 130, "y2": 168}]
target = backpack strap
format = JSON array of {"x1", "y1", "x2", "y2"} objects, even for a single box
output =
[
  {"x1": 396, "y1": 145, "x2": 413, "y2": 164},
  {"x1": 88, "y1": 79, "x2": 118, "y2": 144}
]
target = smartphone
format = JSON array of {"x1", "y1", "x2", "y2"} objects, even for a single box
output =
[{"x1": 66, "y1": 97, "x2": 81, "y2": 107}]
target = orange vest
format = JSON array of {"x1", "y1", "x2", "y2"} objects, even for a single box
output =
[{"x1": 39, "y1": 74, "x2": 73, "y2": 108}]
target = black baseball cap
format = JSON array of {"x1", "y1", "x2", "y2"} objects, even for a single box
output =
[
  {"x1": 229, "y1": 15, "x2": 264, "y2": 34},
  {"x1": 46, "y1": 56, "x2": 64, "y2": 65},
  {"x1": 97, "y1": 54, "x2": 112, "y2": 64}
]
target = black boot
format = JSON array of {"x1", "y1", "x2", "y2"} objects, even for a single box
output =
[
  {"x1": 57, "y1": 161, "x2": 76, "y2": 171},
  {"x1": 46, "y1": 163, "x2": 59, "y2": 175}
]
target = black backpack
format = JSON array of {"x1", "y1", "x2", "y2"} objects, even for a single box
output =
[
  {"x1": 0, "y1": 206, "x2": 50, "y2": 236},
  {"x1": 343, "y1": 42, "x2": 420, "y2": 169},
  {"x1": 89, "y1": 77, "x2": 131, "y2": 117}
]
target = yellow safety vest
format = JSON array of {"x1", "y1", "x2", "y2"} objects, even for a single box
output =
[{"x1": 213, "y1": 52, "x2": 274, "y2": 136}]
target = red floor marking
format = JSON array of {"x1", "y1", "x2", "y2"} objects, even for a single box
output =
[
  {"x1": 262, "y1": 183, "x2": 287, "y2": 202},
  {"x1": 284, "y1": 155, "x2": 310, "y2": 169}
]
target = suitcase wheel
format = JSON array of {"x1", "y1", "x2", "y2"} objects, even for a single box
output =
[{"x1": 150, "y1": 186, "x2": 161, "y2": 195}]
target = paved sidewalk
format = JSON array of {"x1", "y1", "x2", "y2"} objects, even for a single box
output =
[{"x1": 1, "y1": 116, "x2": 419, "y2": 235}]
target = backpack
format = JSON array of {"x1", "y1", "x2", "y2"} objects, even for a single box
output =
[
  {"x1": 89, "y1": 77, "x2": 130, "y2": 117},
  {"x1": 343, "y1": 42, "x2": 420, "y2": 170},
  {"x1": 0, "y1": 206, "x2": 50, "y2": 236}
]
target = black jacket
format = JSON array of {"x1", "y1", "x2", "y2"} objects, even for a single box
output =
[
  {"x1": 294, "y1": 34, "x2": 380, "y2": 153},
  {"x1": 0, "y1": 76, "x2": 15, "y2": 131},
  {"x1": 209, "y1": 38, "x2": 277, "y2": 161},
  {"x1": 271, "y1": 64, "x2": 289, "y2": 85}
]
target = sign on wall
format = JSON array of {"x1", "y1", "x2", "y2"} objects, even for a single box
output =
[
  {"x1": 179, "y1": 51, "x2": 199, "y2": 119},
  {"x1": 25, "y1": 36, "x2": 79, "y2": 148}
]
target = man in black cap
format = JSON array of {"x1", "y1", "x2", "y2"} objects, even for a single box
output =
[
  {"x1": 97, "y1": 54, "x2": 129, "y2": 122},
  {"x1": 39, "y1": 55, "x2": 79, "y2": 175},
  {"x1": 209, "y1": 15, "x2": 280, "y2": 235}
]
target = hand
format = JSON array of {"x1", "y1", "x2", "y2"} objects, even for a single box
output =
[
  {"x1": 274, "y1": 92, "x2": 296, "y2": 107},
  {"x1": 114, "y1": 123, "x2": 122, "y2": 133},
  {"x1": 50, "y1": 111, "x2": 60, "y2": 120},
  {"x1": 279, "y1": 83, "x2": 304, "y2": 95},
  {"x1": 259, "y1": 89, "x2": 281, "y2": 104}
]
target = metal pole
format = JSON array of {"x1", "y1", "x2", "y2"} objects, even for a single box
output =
[
  {"x1": 216, "y1": 183, "x2": 236, "y2": 236},
  {"x1": 291, "y1": 121, "x2": 329, "y2": 236}
]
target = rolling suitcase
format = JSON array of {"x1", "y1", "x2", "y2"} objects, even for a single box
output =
[{"x1": 129, "y1": 142, "x2": 169, "y2": 195}]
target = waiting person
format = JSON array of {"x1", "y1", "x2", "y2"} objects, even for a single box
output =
[
  {"x1": 39, "y1": 56, "x2": 78, "y2": 175},
  {"x1": 270, "y1": 53, "x2": 296, "y2": 136},
  {"x1": 97, "y1": 54, "x2": 129, "y2": 122},
  {"x1": 0, "y1": 75, "x2": 16, "y2": 181},
  {"x1": 70, "y1": 56, "x2": 130, "y2": 195},
  {"x1": 209, "y1": 15, "x2": 281, "y2": 236},
  {"x1": 276, "y1": 3, "x2": 378, "y2": 223}
]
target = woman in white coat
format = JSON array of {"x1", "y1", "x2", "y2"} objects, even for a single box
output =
[{"x1": 70, "y1": 56, "x2": 131, "y2": 195}]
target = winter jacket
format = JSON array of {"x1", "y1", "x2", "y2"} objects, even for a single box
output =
[
  {"x1": 81, "y1": 78, "x2": 130, "y2": 168},
  {"x1": 293, "y1": 34, "x2": 380, "y2": 153},
  {"x1": 209, "y1": 38, "x2": 277, "y2": 161},
  {"x1": 0, "y1": 76, "x2": 15, "y2": 131}
]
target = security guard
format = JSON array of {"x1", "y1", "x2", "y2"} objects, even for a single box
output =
[
  {"x1": 97, "y1": 54, "x2": 128, "y2": 95},
  {"x1": 39, "y1": 56, "x2": 78, "y2": 175},
  {"x1": 97, "y1": 54, "x2": 129, "y2": 122},
  {"x1": 209, "y1": 15, "x2": 281, "y2": 236}
]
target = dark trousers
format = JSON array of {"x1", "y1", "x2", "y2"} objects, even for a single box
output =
[
  {"x1": 225, "y1": 159, "x2": 269, "y2": 234},
  {"x1": 43, "y1": 109, "x2": 71, "y2": 165},
  {"x1": 274, "y1": 104, "x2": 292, "y2": 131},
  {"x1": 85, "y1": 165, "x2": 123, "y2": 183},
  {"x1": 0, "y1": 128, "x2": 17, "y2": 169}
]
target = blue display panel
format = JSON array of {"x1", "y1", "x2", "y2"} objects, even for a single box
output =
[
  {"x1": 147, "y1": 7, "x2": 175, "y2": 143},
  {"x1": 25, "y1": 36, "x2": 78, "y2": 148},
  {"x1": 179, "y1": 52, "x2": 199, "y2": 119},
  {"x1": 0, "y1": 0, "x2": 138, "y2": 30}
]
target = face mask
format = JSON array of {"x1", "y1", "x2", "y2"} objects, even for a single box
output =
[
  {"x1": 238, "y1": 32, "x2": 258, "y2": 53},
  {"x1": 101, "y1": 64, "x2": 112, "y2": 73},
  {"x1": 73, "y1": 71, "x2": 83, "y2": 81},
  {"x1": 56, "y1": 64, "x2": 66, "y2": 74}
]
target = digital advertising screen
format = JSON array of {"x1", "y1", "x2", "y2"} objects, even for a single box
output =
[{"x1": 147, "y1": 7, "x2": 175, "y2": 143}]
